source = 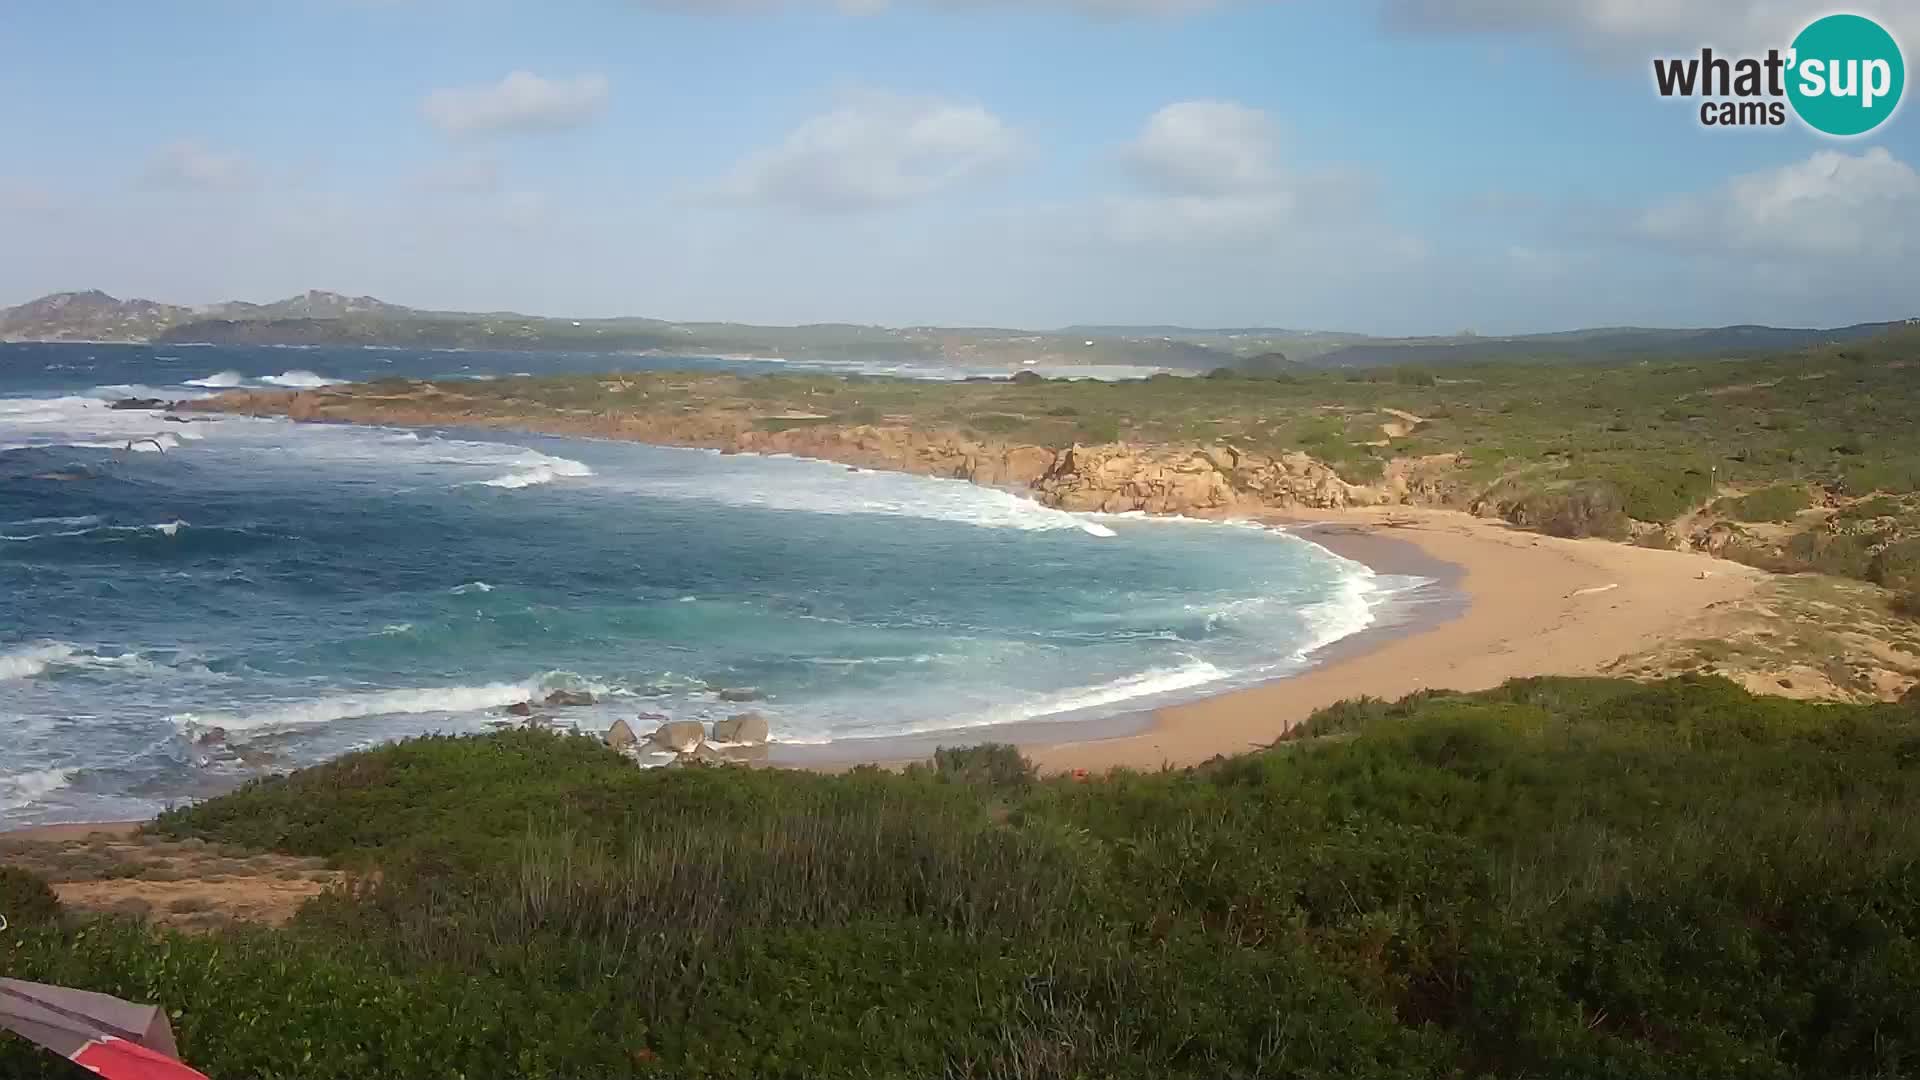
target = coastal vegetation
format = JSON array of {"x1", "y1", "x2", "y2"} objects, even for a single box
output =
[{"x1": 4, "y1": 676, "x2": 1918, "y2": 1077}]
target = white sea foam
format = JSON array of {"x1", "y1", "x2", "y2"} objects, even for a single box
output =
[
  {"x1": 0, "y1": 642, "x2": 158, "y2": 681},
  {"x1": 602, "y1": 456, "x2": 1114, "y2": 537},
  {"x1": 0, "y1": 768, "x2": 75, "y2": 811},
  {"x1": 1020, "y1": 660, "x2": 1228, "y2": 720},
  {"x1": 3, "y1": 521, "x2": 187, "y2": 542},
  {"x1": 7, "y1": 515, "x2": 100, "y2": 528},
  {"x1": 1, "y1": 643, "x2": 81, "y2": 680},
  {"x1": 65, "y1": 432, "x2": 182, "y2": 453},
  {"x1": 183, "y1": 370, "x2": 246, "y2": 388},
  {"x1": 477, "y1": 452, "x2": 595, "y2": 489},
  {"x1": 168, "y1": 681, "x2": 536, "y2": 734},
  {"x1": 260, "y1": 370, "x2": 338, "y2": 388},
  {"x1": 450, "y1": 581, "x2": 494, "y2": 594}
]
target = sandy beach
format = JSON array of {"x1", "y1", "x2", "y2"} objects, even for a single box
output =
[{"x1": 1023, "y1": 506, "x2": 1765, "y2": 772}]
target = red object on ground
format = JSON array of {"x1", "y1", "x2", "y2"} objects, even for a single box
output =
[{"x1": 0, "y1": 977, "x2": 211, "y2": 1080}]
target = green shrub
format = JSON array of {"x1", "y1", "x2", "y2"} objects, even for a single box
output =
[
  {"x1": 1074, "y1": 416, "x2": 1121, "y2": 443},
  {"x1": 1506, "y1": 480, "x2": 1630, "y2": 539},
  {"x1": 1870, "y1": 539, "x2": 1920, "y2": 592},
  {"x1": 15, "y1": 678, "x2": 1920, "y2": 1078},
  {"x1": 1779, "y1": 529, "x2": 1881, "y2": 579},
  {"x1": 0, "y1": 865, "x2": 64, "y2": 927},
  {"x1": 928, "y1": 743, "x2": 1035, "y2": 790},
  {"x1": 1726, "y1": 484, "x2": 1813, "y2": 523},
  {"x1": 1599, "y1": 464, "x2": 1713, "y2": 522}
]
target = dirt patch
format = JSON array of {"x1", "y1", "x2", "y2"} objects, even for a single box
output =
[
  {"x1": 0, "y1": 828, "x2": 342, "y2": 930},
  {"x1": 1608, "y1": 574, "x2": 1920, "y2": 703}
]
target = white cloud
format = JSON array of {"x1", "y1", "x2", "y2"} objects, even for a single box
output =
[
  {"x1": 141, "y1": 139, "x2": 258, "y2": 192},
  {"x1": 422, "y1": 71, "x2": 610, "y2": 136},
  {"x1": 1384, "y1": 0, "x2": 1919, "y2": 54},
  {"x1": 1637, "y1": 147, "x2": 1920, "y2": 260},
  {"x1": 1090, "y1": 100, "x2": 1404, "y2": 254},
  {"x1": 717, "y1": 93, "x2": 1016, "y2": 212},
  {"x1": 1124, "y1": 101, "x2": 1280, "y2": 195}
]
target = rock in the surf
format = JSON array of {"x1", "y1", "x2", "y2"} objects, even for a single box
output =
[
  {"x1": 542, "y1": 689, "x2": 595, "y2": 708},
  {"x1": 717, "y1": 687, "x2": 763, "y2": 703},
  {"x1": 504, "y1": 701, "x2": 534, "y2": 717},
  {"x1": 712, "y1": 712, "x2": 770, "y2": 746},
  {"x1": 605, "y1": 719, "x2": 638, "y2": 751},
  {"x1": 107, "y1": 397, "x2": 168, "y2": 411},
  {"x1": 650, "y1": 720, "x2": 707, "y2": 753}
]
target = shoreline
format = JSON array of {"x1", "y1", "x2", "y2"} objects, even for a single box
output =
[
  {"x1": 3, "y1": 415, "x2": 1767, "y2": 833},
  {"x1": 766, "y1": 517, "x2": 1469, "y2": 771},
  {"x1": 1027, "y1": 506, "x2": 1762, "y2": 772},
  {"x1": 773, "y1": 505, "x2": 1760, "y2": 775},
  {"x1": 2, "y1": 506, "x2": 1762, "y2": 837}
]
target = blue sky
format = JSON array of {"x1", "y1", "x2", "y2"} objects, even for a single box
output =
[{"x1": 3, "y1": 0, "x2": 1916, "y2": 334}]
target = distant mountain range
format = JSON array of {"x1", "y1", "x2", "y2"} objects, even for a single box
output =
[{"x1": 3, "y1": 289, "x2": 1913, "y2": 371}]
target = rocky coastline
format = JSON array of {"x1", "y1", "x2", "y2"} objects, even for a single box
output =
[{"x1": 183, "y1": 387, "x2": 1459, "y2": 519}]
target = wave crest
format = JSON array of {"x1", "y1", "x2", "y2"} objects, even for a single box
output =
[
  {"x1": 260, "y1": 370, "x2": 338, "y2": 389},
  {"x1": 184, "y1": 370, "x2": 245, "y2": 388},
  {"x1": 0, "y1": 767, "x2": 75, "y2": 811},
  {"x1": 168, "y1": 681, "x2": 535, "y2": 734}
]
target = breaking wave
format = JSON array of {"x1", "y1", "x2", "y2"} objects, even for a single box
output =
[
  {"x1": 184, "y1": 370, "x2": 246, "y2": 388},
  {"x1": 260, "y1": 370, "x2": 338, "y2": 388},
  {"x1": 0, "y1": 768, "x2": 75, "y2": 811},
  {"x1": 168, "y1": 681, "x2": 536, "y2": 735}
]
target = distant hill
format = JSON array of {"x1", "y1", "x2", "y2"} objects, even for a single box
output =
[
  {"x1": 0, "y1": 290, "x2": 195, "y2": 342},
  {"x1": 3, "y1": 288, "x2": 1913, "y2": 372},
  {"x1": 1299, "y1": 323, "x2": 1915, "y2": 369}
]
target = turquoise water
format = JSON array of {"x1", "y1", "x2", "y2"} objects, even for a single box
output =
[{"x1": 0, "y1": 344, "x2": 1419, "y2": 825}]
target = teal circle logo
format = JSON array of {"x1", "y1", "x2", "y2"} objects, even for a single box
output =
[{"x1": 1788, "y1": 14, "x2": 1905, "y2": 136}]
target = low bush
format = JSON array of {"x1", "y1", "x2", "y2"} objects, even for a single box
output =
[
  {"x1": 1726, "y1": 484, "x2": 1813, "y2": 522},
  {"x1": 1074, "y1": 416, "x2": 1121, "y2": 443},
  {"x1": 1871, "y1": 538, "x2": 1920, "y2": 592},
  {"x1": 0, "y1": 865, "x2": 63, "y2": 928},
  {"x1": 925, "y1": 742, "x2": 1035, "y2": 790},
  {"x1": 1505, "y1": 480, "x2": 1630, "y2": 538},
  {"x1": 10, "y1": 676, "x2": 1911, "y2": 1078}
]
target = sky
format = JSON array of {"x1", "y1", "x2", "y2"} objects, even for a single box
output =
[{"x1": 3, "y1": 0, "x2": 1917, "y2": 335}]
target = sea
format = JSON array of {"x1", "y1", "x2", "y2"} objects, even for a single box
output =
[{"x1": 0, "y1": 342, "x2": 1429, "y2": 826}]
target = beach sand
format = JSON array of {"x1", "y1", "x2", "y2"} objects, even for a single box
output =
[{"x1": 1024, "y1": 506, "x2": 1764, "y2": 772}]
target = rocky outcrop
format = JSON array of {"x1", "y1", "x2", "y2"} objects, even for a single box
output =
[
  {"x1": 1032, "y1": 444, "x2": 1367, "y2": 516},
  {"x1": 605, "y1": 719, "x2": 638, "y2": 751},
  {"x1": 543, "y1": 689, "x2": 596, "y2": 708},
  {"x1": 716, "y1": 687, "x2": 763, "y2": 703},
  {"x1": 713, "y1": 712, "x2": 770, "y2": 745},
  {"x1": 650, "y1": 720, "x2": 707, "y2": 753}
]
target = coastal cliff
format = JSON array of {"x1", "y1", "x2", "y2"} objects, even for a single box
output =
[{"x1": 190, "y1": 385, "x2": 1434, "y2": 517}]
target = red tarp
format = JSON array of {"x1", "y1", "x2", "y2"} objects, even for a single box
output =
[{"x1": 0, "y1": 977, "x2": 210, "y2": 1080}]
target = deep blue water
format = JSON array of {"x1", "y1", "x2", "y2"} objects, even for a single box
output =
[{"x1": 0, "y1": 343, "x2": 1416, "y2": 825}]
